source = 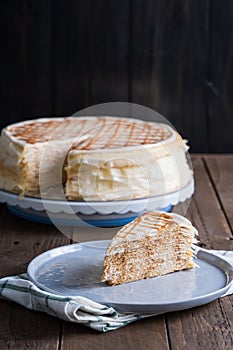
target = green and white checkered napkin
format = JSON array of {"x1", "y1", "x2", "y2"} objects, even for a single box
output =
[{"x1": 0, "y1": 249, "x2": 233, "y2": 332}]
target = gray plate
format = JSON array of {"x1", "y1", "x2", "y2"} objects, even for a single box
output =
[{"x1": 27, "y1": 240, "x2": 233, "y2": 313}]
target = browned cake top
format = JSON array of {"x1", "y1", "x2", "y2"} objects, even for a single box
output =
[{"x1": 7, "y1": 117, "x2": 173, "y2": 150}]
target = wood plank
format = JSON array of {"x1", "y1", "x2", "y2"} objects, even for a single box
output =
[
  {"x1": 0, "y1": 302, "x2": 62, "y2": 350},
  {"x1": 0, "y1": 205, "x2": 69, "y2": 350},
  {"x1": 0, "y1": 206, "x2": 70, "y2": 276},
  {"x1": 184, "y1": 156, "x2": 233, "y2": 250},
  {"x1": 54, "y1": 0, "x2": 129, "y2": 116},
  {"x1": 208, "y1": 1, "x2": 233, "y2": 152},
  {"x1": 61, "y1": 316, "x2": 169, "y2": 350},
  {"x1": 166, "y1": 298, "x2": 233, "y2": 350},
  {"x1": 131, "y1": 0, "x2": 209, "y2": 152},
  {"x1": 0, "y1": 0, "x2": 52, "y2": 129},
  {"x1": 204, "y1": 155, "x2": 233, "y2": 233}
]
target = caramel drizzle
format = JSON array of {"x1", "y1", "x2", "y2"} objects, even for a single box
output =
[
  {"x1": 106, "y1": 121, "x2": 123, "y2": 148},
  {"x1": 125, "y1": 122, "x2": 137, "y2": 146},
  {"x1": 144, "y1": 123, "x2": 153, "y2": 144},
  {"x1": 117, "y1": 212, "x2": 177, "y2": 239},
  {"x1": 8, "y1": 117, "x2": 172, "y2": 149}
]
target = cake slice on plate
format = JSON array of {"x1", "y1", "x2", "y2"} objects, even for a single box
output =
[{"x1": 101, "y1": 211, "x2": 198, "y2": 286}]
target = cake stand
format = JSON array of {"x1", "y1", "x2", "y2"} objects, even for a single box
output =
[{"x1": 0, "y1": 179, "x2": 194, "y2": 227}]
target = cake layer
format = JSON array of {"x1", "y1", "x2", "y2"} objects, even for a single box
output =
[
  {"x1": 101, "y1": 212, "x2": 198, "y2": 285},
  {"x1": 0, "y1": 116, "x2": 193, "y2": 200}
]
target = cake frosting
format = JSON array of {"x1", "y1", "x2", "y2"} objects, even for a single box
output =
[{"x1": 0, "y1": 116, "x2": 193, "y2": 200}]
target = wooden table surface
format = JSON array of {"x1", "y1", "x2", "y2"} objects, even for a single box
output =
[{"x1": 0, "y1": 154, "x2": 233, "y2": 350}]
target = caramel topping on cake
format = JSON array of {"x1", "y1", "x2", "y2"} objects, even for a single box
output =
[
  {"x1": 9, "y1": 120, "x2": 62, "y2": 144},
  {"x1": 7, "y1": 117, "x2": 172, "y2": 150}
]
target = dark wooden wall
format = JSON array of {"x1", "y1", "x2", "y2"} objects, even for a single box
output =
[{"x1": 0, "y1": 0, "x2": 232, "y2": 153}]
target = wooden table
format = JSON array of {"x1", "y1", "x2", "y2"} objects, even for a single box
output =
[{"x1": 0, "y1": 155, "x2": 233, "y2": 350}]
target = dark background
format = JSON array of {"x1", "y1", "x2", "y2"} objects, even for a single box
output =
[{"x1": 0, "y1": 0, "x2": 232, "y2": 153}]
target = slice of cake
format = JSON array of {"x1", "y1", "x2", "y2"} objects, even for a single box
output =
[
  {"x1": 0, "y1": 116, "x2": 193, "y2": 200},
  {"x1": 101, "y1": 211, "x2": 198, "y2": 285}
]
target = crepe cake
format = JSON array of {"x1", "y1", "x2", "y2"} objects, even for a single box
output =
[
  {"x1": 0, "y1": 116, "x2": 193, "y2": 200},
  {"x1": 101, "y1": 211, "x2": 198, "y2": 285}
]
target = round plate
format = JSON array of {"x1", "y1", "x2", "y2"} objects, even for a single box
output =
[{"x1": 27, "y1": 240, "x2": 233, "y2": 313}]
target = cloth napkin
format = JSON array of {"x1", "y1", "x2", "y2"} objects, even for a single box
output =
[{"x1": 0, "y1": 249, "x2": 233, "y2": 333}]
